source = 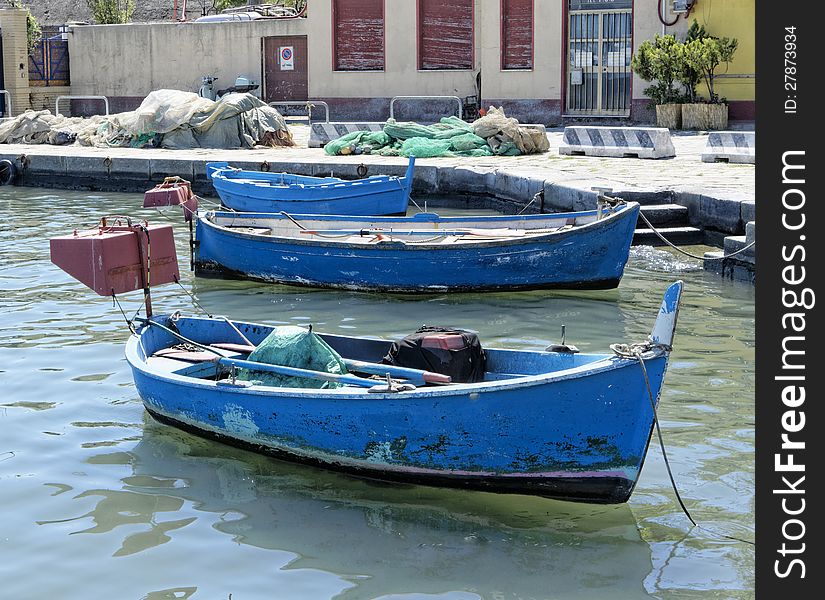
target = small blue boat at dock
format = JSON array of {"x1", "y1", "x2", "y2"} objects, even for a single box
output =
[
  {"x1": 125, "y1": 281, "x2": 683, "y2": 504},
  {"x1": 207, "y1": 156, "x2": 415, "y2": 216},
  {"x1": 193, "y1": 199, "x2": 641, "y2": 292}
]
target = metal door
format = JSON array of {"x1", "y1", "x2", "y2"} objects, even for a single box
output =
[
  {"x1": 566, "y1": 4, "x2": 632, "y2": 116},
  {"x1": 263, "y1": 35, "x2": 308, "y2": 102}
]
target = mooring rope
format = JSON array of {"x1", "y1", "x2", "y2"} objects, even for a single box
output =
[
  {"x1": 173, "y1": 276, "x2": 212, "y2": 317},
  {"x1": 637, "y1": 211, "x2": 756, "y2": 261},
  {"x1": 612, "y1": 341, "x2": 754, "y2": 546},
  {"x1": 111, "y1": 291, "x2": 136, "y2": 334}
]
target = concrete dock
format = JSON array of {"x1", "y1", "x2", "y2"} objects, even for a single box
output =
[{"x1": 0, "y1": 124, "x2": 756, "y2": 280}]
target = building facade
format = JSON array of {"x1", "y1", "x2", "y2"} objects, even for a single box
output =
[{"x1": 10, "y1": 0, "x2": 754, "y2": 124}]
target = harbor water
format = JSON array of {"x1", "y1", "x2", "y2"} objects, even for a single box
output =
[{"x1": 0, "y1": 187, "x2": 754, "y2": 599}]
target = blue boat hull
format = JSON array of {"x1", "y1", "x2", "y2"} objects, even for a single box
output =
[
  {"x1": 194, "y1": 203, "x2": 640, "y2": 292},
  {"x1": 125, "y1": 279, "x2": 683, "y2": 503},
  {"x1": 208, "y1": 158, "x2": 414, "y2": 216}
]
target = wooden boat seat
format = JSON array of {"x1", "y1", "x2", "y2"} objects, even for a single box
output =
[{"x1": 150, "y1": 343, "x2": 254, "y2": 365}]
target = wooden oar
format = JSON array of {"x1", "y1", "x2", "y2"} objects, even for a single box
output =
[{"x1": 215, "y1": 357, "x2": 382, "y2": 389}]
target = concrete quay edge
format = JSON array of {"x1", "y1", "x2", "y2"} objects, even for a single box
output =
[{"x1": 0, "y1": 144, "x2": 754, "y2": 238}]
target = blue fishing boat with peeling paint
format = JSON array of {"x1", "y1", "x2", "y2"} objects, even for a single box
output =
[
  {"x1": 193, "y1": 199, "x2": 640, "y2": 292},
  {"x1": 206, "y1": 156, "x2": 414, "y2": 215},
  {"x1": 124, "y1": 281, "x2": 683, "y2": 504}
]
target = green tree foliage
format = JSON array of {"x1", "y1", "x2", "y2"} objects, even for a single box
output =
[
  {"x1": 86, "y1": 0, "x2": 135, "y2": 24},
  {"x1": 677, "y1": 21, "x2": 707, "y2": 103},
  {"x1": 630, "y1": 34, "x2": 684, "y2": 105},
  {"x1": 683, "y1": 33, "x2": 738, "y2": 104},
  {"x1": 7, "y1": 0, "x2": 41, "y2": 54},
  {"x1": 632, "y1": 23, "x2": 738, "y2": 105}
]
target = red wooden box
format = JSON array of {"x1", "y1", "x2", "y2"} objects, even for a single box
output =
[{"x1": 50, "y1": 222, "x2": 180, "y2": 296}]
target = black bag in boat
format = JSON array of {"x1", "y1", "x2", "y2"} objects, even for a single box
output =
[{"x1": 382, "y1": 325, "x2": 487, "y2": 383}]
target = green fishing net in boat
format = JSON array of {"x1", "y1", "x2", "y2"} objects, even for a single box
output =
[{"x1": 236, "y1": 326, "x2": 348, "y2": 389}]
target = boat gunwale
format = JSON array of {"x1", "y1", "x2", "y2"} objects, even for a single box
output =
[
  {"x1": 199, "y1": 202, "x2": 640, "y2": 251},
  {"x1": 125, "y1": 317, "x2": 667, "y2": 400},
  {"x1": 213, "y1": 169, "x2": 402, "y2": 189}
]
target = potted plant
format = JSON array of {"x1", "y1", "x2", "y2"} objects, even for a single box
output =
[
  {"x1": 681, "y1": 23, "x2": 738, "y2": 130},
  {"x1": 630, "y1": 34, "x2": 685, "y2": 129}
]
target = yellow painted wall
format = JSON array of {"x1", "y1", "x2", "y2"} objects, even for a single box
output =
[
  {"x1": 0, "y1": 8, "x2": 32, "y2": 116},
  {"x1": 689, "y1": 0, "x2": 754, "y2": 101}
]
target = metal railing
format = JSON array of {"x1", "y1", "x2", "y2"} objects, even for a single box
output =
[
  {"x1": 389, "y1": 95, "x2": 463, "y2": 120},
  {"x1": 0, "y1": 90, "x2": 11, "y2": 118},
  {"x1": 55, "y1": 95, "x2": 110, "y2": 117},
  {"x1": 267, "y1": 100, "x2": 330, "y2": 123}
]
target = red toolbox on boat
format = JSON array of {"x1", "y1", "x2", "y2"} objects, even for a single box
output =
[{"x1": 50, "y1": 220, "x2": 180, "y2": 296}]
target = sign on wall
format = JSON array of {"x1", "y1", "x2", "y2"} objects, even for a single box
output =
[{"x1": 279, "y1": 46, "x2": 294, "y2": 71}]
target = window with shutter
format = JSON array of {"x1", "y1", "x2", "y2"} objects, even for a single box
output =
[
  {"x1": 418, "y1": 0, "x2": 474, "y2": 70},
  {"x1": 333, "y1": 0, "x2": 385, "y2": 71}
]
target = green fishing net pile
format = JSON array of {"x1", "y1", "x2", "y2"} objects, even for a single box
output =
[
  {"x1": 323, "y1": 107, "x2": 550, "y2": 158},
  {"x1": 236, "y1": 325, "x2": 348, "y2": 389},
  {"x1": 324, "y1": 116, "x2": 491, "y2": 158}
]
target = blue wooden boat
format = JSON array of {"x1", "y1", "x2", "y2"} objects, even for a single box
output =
[
  {"x1": 125, "y1": 281, "x2": 683, "y2": 504},
  {"x1": 206, "y1": 156, "x2": 415, "y2": 215},
  {"x1": 193, "y1": 200, "x2": 641, "y2": 292}
]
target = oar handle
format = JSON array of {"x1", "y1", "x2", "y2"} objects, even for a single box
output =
[
  {"x1": 343, "y1": 359, "x2": 451, "y2": 385},
  {"x1": 216, "y1": 357, "x2": 377, "y2": 388}
]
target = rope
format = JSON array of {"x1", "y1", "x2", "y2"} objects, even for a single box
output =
[
  {"x1": 111, "y1": 291, "x2": 136, "y2": 334},
  {"x1": 637, "y1": 211, "x2": 756, "y2": 261},
  {"x1": 173, "y1": 275, "x2": 212, "y2": 317},
  {"x1": 517, "y1": 191, "x2": 542, "y2": 215},
  {"x1": 612, "y1": 341, "x2": 755, "y2": 546},
  {"x1": 279, "y1": 211, "x2": 307, "y2": 230},
  {"x1": 136, "y1": 316, "x2": 224, "y2": 358}
]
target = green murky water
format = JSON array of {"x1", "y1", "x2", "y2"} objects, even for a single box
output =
[{"x1": 0, "y1": 187, "x2": 754, "y2": 599}]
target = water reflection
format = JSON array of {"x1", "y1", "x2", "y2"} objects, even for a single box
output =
[
  {"x1": 118, "y1": 421, "x2": 655, "y2": 600},
  {"x1": 2, "y1": 186, "x2": 755, "y2": 598},
  {"x1": 190, "y1": 277, "x2": 632, "y2": 352}
]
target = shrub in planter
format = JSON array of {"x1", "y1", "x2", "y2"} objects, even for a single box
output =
[
  {"x1": 682, "y1": 30, "x2": 738, "y2": 130},
  {"x1": 631, "y1": 35, "x2": 685, "y2": 128}
]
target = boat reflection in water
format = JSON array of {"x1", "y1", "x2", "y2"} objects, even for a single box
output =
[{"x1": 117, "y1": 421, "x2": 656, "y2": 599}]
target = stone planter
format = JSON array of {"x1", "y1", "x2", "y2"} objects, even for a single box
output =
[
  {"x1": 681, "y1": 103, "x2": 728, "y2": 130},
  {"x1": 655, "y1": 103, "x2": 682, "y2": 129}
]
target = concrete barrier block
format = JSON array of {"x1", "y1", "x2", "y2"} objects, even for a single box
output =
[
  {"x1": 559, "y1": 126, "x2": 675, "y2": 159},
  {"x1": 308, "y1": 122, "x2": 385, "y2": 148},
  {"x1": 701, "y1": 131, "x2": 755, "y2": 164}
]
